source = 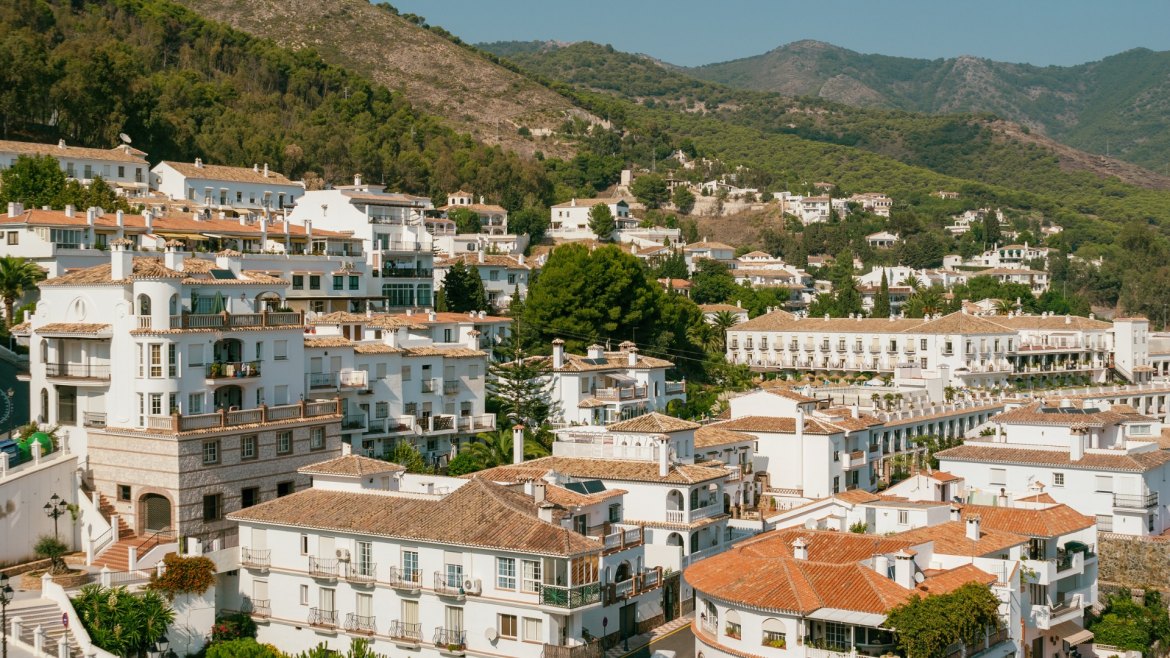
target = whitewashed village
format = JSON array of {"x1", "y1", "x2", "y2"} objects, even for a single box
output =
[{"x1": 1, "y1": 4, "x2": 1170, "y2": 658}]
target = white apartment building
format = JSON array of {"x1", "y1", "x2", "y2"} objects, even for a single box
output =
[
  {"x1": 152, "y1": 159, "x2": 304, "y2": 214},
  {"x1": 433, "y1": 251, "x2": 531, "y2": 311},
  {"x1": 727, "y1": 310, "x2": 1143, "y2": 388},
  {"x1": 18, "y1": 244, "x2": 342, "y2": 543},
  {"x1": 683, "y1": 241, "x2": 737, "y2": 272},
  {"x1": 946, "y1": 243, "x2": 1052, "y2": 271},
  {"x1": 690, "y1": 505, "x2": 1098, "y2": 658},
  {"x1": 0, "y1": 138, "x2": 149, "y2": 196},
  {"x1": 286, "y1": 178, "x2": 436, "y2": 310},
  {"x1": 232, "y1": 453, "x2": 672, "y2": 656},
  {"x1": 549, "y1": 198, "x2": 631, "y2": 240},
  {"x1": 531, "y1": 341, "x2": 686, "y2": 425},
  {"x1": 302, "y1": 310, "x2": 506, "y2": 466},
  {"x1": 938, "y1": 398, "x2": 1170, "y2": 536}
]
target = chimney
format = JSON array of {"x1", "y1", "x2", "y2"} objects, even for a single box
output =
[
  {"x1": 658, "y1": 435, "x2": 670, "y2": 478},
  {"x1": 57, "y1": 139, "x2": 66, "y2": 149},
  {"x1": 851, "y1": 403, "x2": 860, "y2": 419},
  {"x1": 116, "y1": 209, "x2": 125, "y2": 229},
  {"x1": 538, "y1": 502, "x2": 556, "y2": 524},
  {"x1": 144, "y1": 210, "x2": 154, "y2": 232},
  {"x1": 587, "y1": 344, "x2": 605, "y2": 360},
  {"x1": 532, "y1": 481, "x2": 546, "y2": 504},
  {"x1": 110, "y1": 240, "x2": 133, "y2": 280},
  {"x1": 305, "y1": 218, "x2": 313, "y2": 243},
  {"x1": 259, "y1": 217, "x2": 268, "y2": 246},
  {"x1": 6, "y1": 202, "x2": 22, "y2": 218},
  {"x1": 965, "y1": 515, "x2": 981, "y2": 541},
  {"x1": 427, "y1": 310, "x2": 436, "y2": 321},
  {"x1": 263, "y1": 163, "x2": 269, "y2": 177},
  {"x1": 518, "y1": 253, "x2": 525, "y2": 266},
  {"x1": 354, "y1": 173, "x2": 362, "y2": 187},
  {"x1": 194, "y1": 158, "x2": 203, "y2": 169},
  {"x1": 792, "y1": 537, "x2": 809, "y2": 560},
  {"x1": 282, "y1": 217, "x2": 290, "y2": 235},
  {"x1": 949, "y1": 505, "x2": 962, "y2": 522},
  {"x1": 552, "y1": 339, "x2": 565, "y2": 369},
  {"x1": 478, "y1": 248, "x2": 485, "y2": 264},
  {"x1": 466, "y1": 329, "x2": 481, "y2": 351},
  {"x1": 893, "y1": 550, "x2": 914, "y2": 588},
  {"x1": 164, "y1": 241, "x2": 185, "y2": 271},
  {"x1": 64, "y1": 204, "x2": 75, "y2": 218},
  {"x1": 86, "y1": 208, "x2": 96, "y2": 227},
  {"x1": 873, "y1": 554, "x2": 889, "y2": 576},
  {"x1": 252, "y1": 163, "x2": 259, "y2": 172},
  {"x1": 627, "y1": 346, "x2": 638, "y2": 367},
  {"x1": 795, "y1": 406, "x2": 805, "y2": 441},
  {"x1": 239, "y1": 215, "x2": 247, "y2": 226},
  {"x1": 1070, "y1": 430, "x2": 1085, "y2": 461},
  {"x1": 512, "y1": 425, "x2": 525, "y2": 465}
]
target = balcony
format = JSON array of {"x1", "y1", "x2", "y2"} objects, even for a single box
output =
[
  {"x1": 389, "y1": 620, "x2": 422, "y2": 647},
  {"x1": 433, "y1": 572, "x2": 465, "y2": 600},
  {"x1": 380, "y1": 241, "x2": 432, "y2": 253},
  {"x1": 601, "y1": 525, "x2": 644, "y2": 554},
  {"x1": 539, "y1": 582, "x2": 601, "y2": 609},
  {"x1": 309, "y1": 371, "x2": 339, "y2": 390},
  {"x1": 388, "y1": 566, "x2": 422, "y2": 592},
  {"x1": 343, "y1": 613, "x2": 376, "y2": 636},
  {"x1": 308, "y1": 608, "x2": 338, "y2": 630},
  {"x1": 443, "y1": 380, "x2": 460, "y2": 395},
  {"x1": 340, "y1": 370, "x2": 368, "y2": 388},
  {"x1": 433, "y1": 628, "x2": 467, "y2": 656},
  {"x1": 83, "y1": 411, "x2": 107, "y2": 428},
  {"x1": 309, "y1": 557, "x2": 339, "y2": 581},
  {"x1": 46, "y1": 362, "x2": 110, "y2": 381},
  {"x1": 843, "y1": 450, "x2": 867, "y2": 472},
  {"x1": 240, "y1": 548, "x2": 270, "y2": 571},
  {"x1": 456, "y1": 414, "x2": 496, "y2": 432},
  {"x1": 664, "y1": 503, "x2": 722, "y2": 524},
  {"x1": 1114, "y1": 492, "x2": 1158, "y2": 510},
  {"x1": 345, "y1": 563, "x2": 377, "y2": 586},
  {"x1": 342, "y1": 414, "x2": 367, "y2": 431},
  {"x1": 1031, "y1": 594, "x2": 1085, "y2": 630},
  {"x1": 421, "y1": 379, "x2": 436, "y2": 393},
  {"x1": 381, "y1": 267, "x2": 433, "y2": 278},
  {"x1": 665, "y1": 380, "x2": 686, "y2": 395},
  {"x1": 594, "y1": 385, "x2": 648, "y2": 402},
  {"x1": 138, "y1": 399, "x2": 338, "y2": 434},
  {"x1": 244, "y1": 599, "x2": 270, "y2": 620},
  {"x1": 167, "y1": 310, "x2": 303, "y2": 330},
  {"x1": 205, "y1": 361, "x2": 260, "y2": 381}
]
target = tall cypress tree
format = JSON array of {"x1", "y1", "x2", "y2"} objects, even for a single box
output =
[{"x1": 874, "y1": 269, "x2": 892, "y2": 318}]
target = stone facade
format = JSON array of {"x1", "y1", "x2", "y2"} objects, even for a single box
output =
[{"x1": 1097, "y1": 533, "x2": 1170, "y2": 590}]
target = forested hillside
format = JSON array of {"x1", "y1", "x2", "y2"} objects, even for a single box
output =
[{"x1": 686, "y1": 40, "x2": 1170, "y2": 171}]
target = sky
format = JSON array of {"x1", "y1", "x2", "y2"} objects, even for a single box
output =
[{"x1": 387, "y1": 0, "x2": 1170, "y2": 67}]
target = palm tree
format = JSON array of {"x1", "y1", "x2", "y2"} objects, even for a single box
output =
[
  {"x1": 900, "y1": 274, "x2": 924, "y2": 293},
  {"x1": 0, "y1": 256, "x2": 44, "y2": 327},
  {"x1": 463, "y1": 428, "x2": 550, "y2": 469},
  {"x1": 992, "y1": 298, "x2": 1016, "y2": 315},
  {"x1": 687, "y1": 321, "x2": 721, "y2": 354}
]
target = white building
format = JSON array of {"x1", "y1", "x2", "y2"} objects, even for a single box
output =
[
  {"x1": 529, "y1": 341, "x2": 686, "y2": 426},
  {"x1": 286, "y1": 178, "x2": 436, "y2": 310},
  {"x1": 683, "y1": 241, "x2": 736, "y2": 272},
  {"x1": 230, "y1": 453, "x2": 669, "y2": 656},
  {"x1": 865, "y1": 231, "x2": 900, "y2": 249},
  {"x1": 938, "y1": 397, "x2": 1170, "y2": 536},
  {"x1": 152, "y1": 159, "x2": 305, "y2": 215},
  {"x1": 433, "y1": 251, "x2": 531, "y2": 311},
  {"x1": 0, "y1": 139, "x2": 149, "y2": 196},
  {"x1": 549, "y1": 198, "x2": 631, "y2": 240},
  {"x1": 850, "y1": 193, "x2": 893, "y2": 217},
  {"x1": 437, "y1": 190, "x2": 508, "y2": 235}
]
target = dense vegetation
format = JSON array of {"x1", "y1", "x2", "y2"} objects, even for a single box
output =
[{"x1": 1087, "y1": 589, "x2": 1170, "y2": 655}]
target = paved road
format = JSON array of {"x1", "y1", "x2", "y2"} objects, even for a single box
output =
[{"x1": 620, "y1": 624, "x2": 694, "y2": 658}]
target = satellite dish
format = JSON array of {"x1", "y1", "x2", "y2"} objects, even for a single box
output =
[
  {"x1": 484, "y1": 628, "x2": 499, "y2": 642},
  {"x1": 119, "y1": 133, "x2": 132, "y2": 144},
  {"x1": 914, "y1": 572, "x2": 926, "y2": 584}
]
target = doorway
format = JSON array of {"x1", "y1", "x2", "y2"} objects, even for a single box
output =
[{"x1": 141, "y1": 493, "x2": 172, "y2": 533}]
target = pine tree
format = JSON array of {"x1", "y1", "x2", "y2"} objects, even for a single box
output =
[
  {"x1": 487, "y1": 318, "x2": 558, "y2": 426},
  {"x1": 440, "y1": 261, "x2": 488, "y2": 312},
  {"x1": 873, "y1": 269, "x2": 891, "y2": 317},
  {"x1": 588, "y1": 203, "x2": 616, "y2": 240}
]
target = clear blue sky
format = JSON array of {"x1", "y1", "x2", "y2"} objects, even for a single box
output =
[{"x1": 386, "y1": 0, "x2": 1170, "y2": 67}]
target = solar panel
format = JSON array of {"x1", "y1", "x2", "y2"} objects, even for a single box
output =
[
  {"x1": 564, "y1": 480, "x2": 607, "y2": 495},
  {"x1": 210, "y1": 269, "x2": 237, "y2": 279}
]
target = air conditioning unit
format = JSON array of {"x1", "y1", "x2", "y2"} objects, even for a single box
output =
[
  {"x1": 463, "y1": 578, "x2": 482, "y2": 595},
  {"x1": 336, "y1": 548, "x2": 351, "y2": 561}
]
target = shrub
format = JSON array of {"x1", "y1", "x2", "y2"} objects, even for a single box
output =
[
  {"x1": 210, "y1": 612, "x2": 259, "y2": 644},
  {"x1": 34, "y1": 535, "x2": 70, "y2": 575},
  {"x1": 149, "y1": 554, "x2": 216, "y2": 599},
  {"x1": 206, "y1": 638, "x2": 284, "y2": 658}
]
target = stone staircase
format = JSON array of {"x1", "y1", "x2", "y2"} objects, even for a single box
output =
[{"x1": 11, "y1": 600, "x2": 82, "y2": 657}]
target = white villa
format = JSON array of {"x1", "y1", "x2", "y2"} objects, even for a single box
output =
[
  {"x1": 151, "y1": 159, "x2": 305, "y2": 214},
  {"x1": 0, "y1": 138, "x2": 150, "y2": 196}
]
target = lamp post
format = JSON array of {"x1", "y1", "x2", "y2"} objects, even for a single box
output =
[
  {"x1": 154, "y1": 638, "x2": 170, "y2": 658},
  {"x1": 44, "y1": 493, "x2": 67, "y2": 540},
  {"x1": 1, "y1": 572, "x2": 13, "y2": 658}
]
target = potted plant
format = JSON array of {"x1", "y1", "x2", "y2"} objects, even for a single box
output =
[
  {"x1": 765, "y1": 637, "x2": 787, "y2": 649},
  {"x1": 209, "y1": 362, "x2": 223, "y2": 378}
]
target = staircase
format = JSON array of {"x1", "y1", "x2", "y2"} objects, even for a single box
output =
[
  {"x1": 11, "y1": 600, "x2": 82, "y2": 657},
  {"x1": 95, "y1": 493, "x2": 133, "y2": 538},
  {"x1": 91, "y1": 532, "x2": 167, "y2": 572}
]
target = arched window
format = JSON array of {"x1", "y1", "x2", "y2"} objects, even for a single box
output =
[
  {"x1": 724, "y1": 610, "x2": 741, "y2": 640},
  {"x1": 169, "y1": 294, "x2": 180, "y2": 316},
  {"x1": 762, "y1": 618, "x2": 787, "y2": 649},
  {"x1": 137, "y1": 294, "x2": 151, "y2": 316},
  {"x1": 39, "y1": 388, "x2": 48, "y2": 423},
  {"x1": 666, "y1": 489, "x2": 684, "y2": 512},
  {"x1": 39, "y1": 339, "x2": 48, "y2": 364}
]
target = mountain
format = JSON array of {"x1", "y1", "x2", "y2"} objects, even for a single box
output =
[
  {"x1": 687, "y1": 40, "x2": 1170, "y2": 171},
  {"x1": 171, "y1": 0, "x2": 597, "y2": 159}
]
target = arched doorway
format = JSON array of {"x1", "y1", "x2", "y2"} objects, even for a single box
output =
[
  {"x1": 666, "y1": 532, "x2": 683, "y2": 548},
  {"x1": 212, "y1": 338, "x2": 244, "y2": 365},
  {"x1": 214, "y1": 385, "x2": 243, "y2": 410},
  {"x1": 615, "y1": 561, "x2": 632, "y2": 583},
  {"x1": 141, "y1": 493, "x2": 172, "y2": 533}
]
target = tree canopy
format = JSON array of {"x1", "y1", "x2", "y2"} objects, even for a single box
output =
[
  {"x1": 632, "y1": 173, "x2": 670, "y2": 209},
  {"x1": 588, "y1": 202, "x2": 615, "y2": 240},
  {"x1": 439, "y1": 261, "x2": 488, "y2": 313},
  {"x1": 883, "y1": 583, "x2": 1002, "y2": 658}
]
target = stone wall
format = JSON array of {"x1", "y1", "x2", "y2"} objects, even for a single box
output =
[{"x1": 1098, "y1": 533, "x2": 1170, "y2": 590}]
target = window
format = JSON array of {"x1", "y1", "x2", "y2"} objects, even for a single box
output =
[
  {"x1": 497, "y1": 557, "x2": 516, "y2": 590},
  {"x1": 989, "y1": 468, "x2": 1007, "y2": 486},
  {"x1": 375, "y1": 402, "x2": 389, "y2": 418},
  {"x1": 292, "y1": 275, "x2": 304, "y2": 290},
  {"x1": 6, "y1": 232, "x2": 17, "y2": 245},
  {"x1": 299, "y1": 584, "x2": 309, "y2": 605},
  {"x1": 300, "y1": 534, "x2": 309, "y2": 555},
  {"x1": 118, "y1": 485, "x2": 131, "y2": 501},
  {"x1": 725, "y1": 620, "x2": 741, "y2": 639},
  {"x1": 508, "y1": 273, "x2": 516, "y2": 285},
  {"x1": 833, "y1": 476, "x2": 840, "y2": 493},
  {"x1": 357, "y1": 541, "x2": 373, "y2": 577},
  {"x1": 402, "y1": 550, "x2": 419, "y2": 581},
  {"x1": 445, "y1": 563, "x2": 463, "y2": 589},
  {"x1": 275, "y1": 385, "x2": 288, "y2": 405},
  {"x1": 521, "y1": 559, "x2": 541, "y2": 593},
  {"x1": 1096, "y1": 514, "x2": 1113, "y2": 532},
  {"x1": 202, "y1": 493, "x2": 222, "y2": 521},
  {"x1": 277, "y1": 481, "x2": 294, "y2": 497},
  {"x1": 401, "y1": 599, "x2": 419, "y2": 627},
  {"x1": 188, "y1": 344, "x2": 205, "y2": 366},
  {"x1": 498, "y1": 614, "x2": 517, "y2": 639},
  {"x1": 402, "y1": 366, "x2": 412, "y2": 381},
  {"x1": 310, "y1": 427, "x2": 325, "y2": 450},
  {"x1": 349, "y1": 275, "x2": 360, "y2": 290},
  {"x1": 241, "y1": 434, "x2": 257, "y2": 460},
  {"x1": 168, "y1": 344, "x2": 177, "y2": 377},
  {"x1": 1096, "y1": 475, "x2": 1113, "y2": 492},
  {"x1": 609, "y1": 504, "x2": 622, "y2": 523},
  {"x1": 897, "y1": 510, "x2": 909, "y2": 525},
  {"x1": 1053, "y1": 472, "x2": 1065, "y2": 487},
  {"x1": 1130, "y1": 424, "x2": 1152, "y2": 436},
  {"x1": 333, "y1": 275, "x2": 344, "y2": 291},
  {"x1": 241, "y1": 487, "x2": 260, "y2": 508},
  {"x1": 274, "y1": 340, "x2": 288, "y2": 360},
  {"x1": 277, "y1": 431, "x2": 292, "y2": 454},
  {"x1": 309, "y1": 275, "x2": 321, "y2": 290},
  {"x1": 522, "y1": 617, "x2": 542, "y2": 642},
  {"x1": 319, "y1": 587, "x2": 335, "y2": 614},
  {"x1": 825, "y1": 622, "x2": 849, "y2": 649},
  {"x1": 149, "y1": 393, "x2": 162, "y2": 416},
  {"x1": 469, "y1": 365, "x2": 479, "y2": 380},
  {"x1": 202, "y1": 440, "x2": 220, "y2": 465},
  {"x1": 149, "y1": 344, "x2": 163, "y2": 377}
]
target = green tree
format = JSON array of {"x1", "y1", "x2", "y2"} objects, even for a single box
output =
[
  {"x1": 671, "y1": 186, "x2": 695, "y2": 214},
  {"x1": 982, "y1": 210, "x2": 1001, "y2": 245},
  {"x1": 487, "y1": 335, "x2": 556, "y2": 427},
  {"x1": 873, "y1": 269, "x2": 891, "y2": 317},
  {"x1": 883, "y1": 583, "x2": 1002, "y2": 658},
  {"x1": 0, "y1": 256, "x2": 44, "y2": 327},
  {"x1": 448, "y1": 207, "x2": 482, "y2": 234},
  {"x1": 651, "y1": 250, "x2": 688, "y2": 280},
  {"x1": 631, "y1": 174, "x2": 669, "y2": 209},
  {"x1": 206, "y1": 638, "x2": 284, "y2": 658},
  {"x1": 588, "y1": 202, "x2": 616, "y2": 240},
  {"x1": 462, "y1": 428, "x2": 550, "y2": 470},
  {"x1": 34, "y1": 535, "x2": 69, "y2": 575},
  {"x1": 904, "y1": 285, "x2": 948, "y2": 318},
  {"x1": 1088, "y1": 589, "x2": 1170, "y2": 654},
  {"x1": 509, "y1": 206, "x2": 550, "y2": 245},
  {"x1": 296, "y1": 639, "x2": 388, "y2": 658},
  {"x1": 690, "y1": 259, "x2": 738, "y2": 304},
  {"x1": 72, "y1": 585, "x2": 175, "y2": 657},
  {"x1": 440, "y1": 261, "x2": 488, "y2": 313},
  {"x1": 387, "y1": 441, "x2": 430, "y2": 473},
  {"x1": 0, "y1": 155, "x2": 65, "y2": 208}
]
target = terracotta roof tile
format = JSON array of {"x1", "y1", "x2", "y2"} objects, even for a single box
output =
[
  {"x1": 40, "y1": 257, "x2": 183, "y2": 286},
  {"x1": 695, "y1": 426, "x2": 756, "y2": 449},
  {"x1": 937, "y1": 443, "x2": 1170, "y2": 473},
  {"x1": 158, "y1": 161, "x2": 298, "y2": 186},
  {"x1": 896, "y1": 520, "x2": 1027, "y2": 556},
  {"x1": 0, "y1": 139, "x2": 146, "y2": 163},
  {"x1": 304, "y1": 336, "x2": 354, "y2": 348},
  {"x1": 468, "y1": 455, "x2": 729, "y2": 485},
  {"x1": 543, "y1": 483, "x2": 626, "y2": 508},
  {"x1": 404, "y1": 347, "x2": 484, "y2": 358},
  {"x1": 959, "y1": 503, "x2": 1094, "y2": 538},
  {"x1": 714, "y1": 416, "x2": 839, "y2": 435},
  {"x1": 35, "y1": 322, "x2": 111, "y2": 334},
  {"x1": 436, "y1": 254, "x2": 529, "y2": 270},
  {"x1": 606, "y1": 412, "x2": 699, "y2": 433},
  {"x1": 298, "y1": 455, "x2": 405, "y2": 476},
  {"x1": 354, "y1": 343, "x2": 405, "y2": 354},
  {"x1": 917, "y1": 564, "x2": 996, "y2": 595}
]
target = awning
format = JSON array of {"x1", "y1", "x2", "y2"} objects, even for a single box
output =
[
  {"x1": 1052, "y1": 621, "x2": 1093, "y2": 646},
  {"x1": 806, "y1": 608, "x2": 887, "y2": 627},
  {"x1": 607, "y1": 373, "x2": 637, "y2": 386}
]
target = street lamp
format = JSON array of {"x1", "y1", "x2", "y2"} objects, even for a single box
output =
[
  {"x1": 154, "y1": 638, "x2": 170, "y2": 658},
  {"x1": 44, "y1": 493, "x2": 67, "y2": 540},
  {"x1": 1, "y1": 572, "x2": 13, "y2": 658}
]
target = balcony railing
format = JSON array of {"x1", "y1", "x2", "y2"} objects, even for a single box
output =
[
  {"x1": 205, "y1": 361, "x2": 260, "y2": 379},
  {"x1": 342, "y1": 415, "x2": 367, "y2": 431},
  {"x1": 240, "y1": 548, "x2": 270, "y2": 570},
  {"x1": 308, "y1": 371, "x2": 339, "y2": 389},
  {"x1": 1114, "y1": 492, "x2": 1159, "y2": 509},
  {"x1": 594, "y1": 385, "x2": 648, "y2": 402},
  {"x1": 664, "y1": 380, "x2": 686, "y2": 395},
  {"x1": 167, "y1": 310, "x2": 303, "y2": 330},
  {"x1": 443, "y1": 380, "x2": 460, "y2": 395},
  {"x1": 343, "y1": 613, "x2": 376, "y2": 635},
  {"x1": 389, "y1": 620, "x2": 422, "y2": 644},
  {"x1": 602, "y1": 525, "x2": 644, "y2": 553},
  {"x1": 345, "y1": 563, "x2": 377, "y2": 585},
  {"x1": 388, "y1": 567, "x2": 421, "y2": 591},
  {"x1": 309, "y1": 557, "x2": 339, "y2": 580},
  {"x1": 46, "y1": 363, "x2": 111, "y2": 379},
  {"x1": 308, "y1": 608, "x2": 338, "y2": 629},
  {"x1": 433, "y1": 628, "x2": 467, "y2": 653},
  {"x1": 664, "y1": 503, "x2": 721, "y2": 524},
  {"x1": 83, "y1": 411, "x2": 107, "y2": 428},
  {"x1": 843, "y1": 450, "x2": 867, "y2": 471},
  {"x1": 381, "y1": 267, "x2": 433, "y2": 278},
  {"x1": 139, "y1": 399, "x2": 339, "y2": 434},
  {"x1": 340, "y1": 370, "x2": 368, "y2": 388},
  {"x1": 421, "y1": 379, "x2": 436, "y2": 393},
  {"x1": 244, "y1": 599, "x2": 270, "y2": 619},
  {"x1": 433, "y1": 572, "x2": 465, "y2": 598},
  {"x1": 457, "y1": 414, "x2": 496, "y2": 432},
  {"x1": 538, "y1": 582, "x2": 601, "y2": 609}
]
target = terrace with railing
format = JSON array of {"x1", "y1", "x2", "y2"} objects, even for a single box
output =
[
  {"x1": 308, "y1": 608, "x2": 338, "y2": 629},
  {"x1": 388, "y1": 567, "x2": 422, "y2": 591},
  {"x1": 389, "y1": 621, "x2": 422, "y2": 645},
  {"x1": 240, "y1": 548, "x2": 270, "y2": 571},
  {"x1": 343, "y1": 613, "x2": 376, "y2": 635},
  {"x1": 134, "y1": 399, "x2": 339, "y2": 434},
  {"x1": 309, "y1": 557, "x2": 339, "y2": 581},
  {"x1": 46, "y1": 362, "x2": 111, "y2": 380},
  {"x1": 165, "y1": 310, "x2": 303, "y2": 330},
  {"x1": 433, "y1": 628, "x2": 467, "y2": 654},
  {"x1": 538, "y1": 582, "x2": 601, "y2": 609}
]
